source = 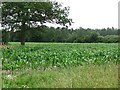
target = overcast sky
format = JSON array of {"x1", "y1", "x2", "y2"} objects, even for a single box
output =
[
  {"x1": 0, "y1": 0, "x2": 119, "y2": 29},
  {"x1": 46, "y1": 0, "x2": 119, "y2": 29}
]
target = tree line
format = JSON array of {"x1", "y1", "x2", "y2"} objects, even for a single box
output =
[
  {"x1": 1, "y1": 2, "x2": 119, "y2": 45},
  {"x1": 2, "y1": 26, "x2": 118, "y2": 44}
]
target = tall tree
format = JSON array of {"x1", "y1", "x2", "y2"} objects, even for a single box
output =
[{"x1": 2, "y1": 1, "x2": 72, "y2": 45}]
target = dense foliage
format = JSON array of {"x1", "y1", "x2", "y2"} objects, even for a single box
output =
[
  {"x1": 2, "y1": 43, "x2": 119, "y2": 70},
  {"x1": 3, "y1": 27, "x2": 118, "y2": 43},
  {"x1": 2, "y1": 2, "x2": 72, "y2": 45}
]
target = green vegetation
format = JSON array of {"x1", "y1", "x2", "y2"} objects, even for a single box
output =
[
  {"x1": 3, "y1": 26, "x2": 119, "y2": 44},
  {"x1": 2, "y1": 2, "x2": 119, "y2": 45},
  {"x1": 2, "y1": 2, "x2": 72, "y2": 45},
  {"x1": 2, "y1": 43, "x2": 119, "y2": 70},
  {"x1": 2, "y1": 64, "x2": 118, "y2": 88},
  {"x1": 2, "y1": 43, "x2": 119, "y2": 88},
  {"x1": 1, "y1": 1, "x2": 119, "y2": 88}
]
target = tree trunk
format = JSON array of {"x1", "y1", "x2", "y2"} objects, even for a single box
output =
[
  {"x1": 20, "y1": 32, "x2": 25, "y2": 45},
  {"x1": 2, "y1": 30, "x2": 9, "y2": 45},
  {"x1": 20, "y1": 22, "x2": 26, "y2": 45}
]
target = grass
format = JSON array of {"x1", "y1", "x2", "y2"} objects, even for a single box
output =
[
  {"x1": 2, "y1": 63, "x2": 118, "y2": 88},
  {"x1": 1, "y1": 42, "x2": 119, "y2": 88}
]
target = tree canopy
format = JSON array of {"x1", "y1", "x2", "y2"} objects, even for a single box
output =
[{"x1": 2, "y1": 1, "x2": 73, "y2": 45}]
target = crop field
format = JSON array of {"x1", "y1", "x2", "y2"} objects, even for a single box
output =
[{"x1": 1, "y1": 43, "x2": 119, "y2": 88}]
